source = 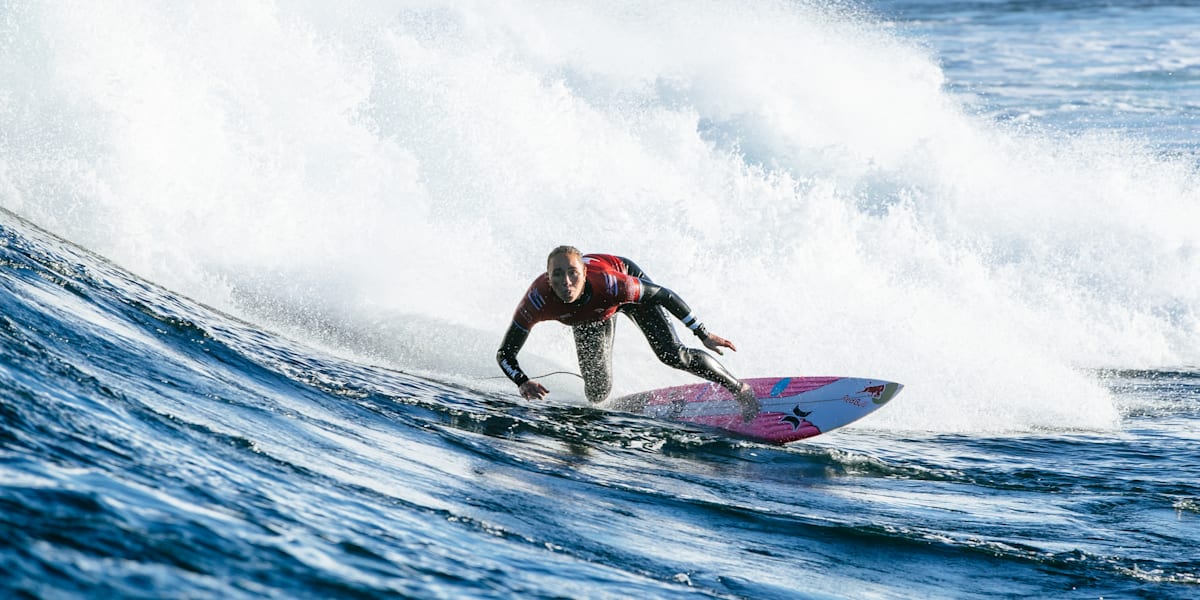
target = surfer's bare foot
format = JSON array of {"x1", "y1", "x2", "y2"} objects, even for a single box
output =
[{"x1": 734, "y1": 383, "x2": 759, "y2": 423}]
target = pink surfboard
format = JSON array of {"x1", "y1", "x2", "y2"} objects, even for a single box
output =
[{"x1": 604, "y1": 376, "x2": 902, "y2": 444}]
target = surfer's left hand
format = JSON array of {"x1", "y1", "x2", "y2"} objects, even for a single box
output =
[{"x1": 701, "y1": 333, "x2": 737, "y2": 355}]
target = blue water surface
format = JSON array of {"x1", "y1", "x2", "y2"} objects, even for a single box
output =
[{"x1": 1, "y1": 212, "x2": 1197, "y2": 598}]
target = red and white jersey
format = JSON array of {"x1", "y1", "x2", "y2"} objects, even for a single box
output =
[{"x1": 511, "y1": 254, "x2": 643, "y2": 331}]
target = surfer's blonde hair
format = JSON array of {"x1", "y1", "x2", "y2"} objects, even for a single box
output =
[{"x1": 546, "y1": 245, "x2": 583, "y2": 268}]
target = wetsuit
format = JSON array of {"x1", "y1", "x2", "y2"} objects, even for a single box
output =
[{"x1": 496, "y1": 254, "x2": 742, "y2": 402}]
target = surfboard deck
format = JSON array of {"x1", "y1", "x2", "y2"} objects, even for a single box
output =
[{"x1": 603, "y1": 376, "x2": 902, "y2": 444}]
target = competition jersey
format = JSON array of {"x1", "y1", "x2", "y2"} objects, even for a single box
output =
[{"x1": 511, "y1": 254, "x2": 643, "y2": 331}]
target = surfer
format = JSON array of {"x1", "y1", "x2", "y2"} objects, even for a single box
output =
[{"x1": 497, "y1": 246, "x2": 759, "y2": 420}]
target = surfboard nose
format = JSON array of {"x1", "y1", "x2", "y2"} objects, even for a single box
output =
[{"x1": 874, "y1": 382, "x2": 903, "y2": 405}]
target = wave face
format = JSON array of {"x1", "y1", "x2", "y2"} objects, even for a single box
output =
[
  {"x1": 3, "y1": 210, "x2": 1199, "y2": 598},
  {"x1": 0, "y1": 210, "x2": 1195, "y2": 595}
]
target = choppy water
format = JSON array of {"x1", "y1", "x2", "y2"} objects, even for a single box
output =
[{"x1": 2, "y1": 1, "x2": 1198, "y2": 598}]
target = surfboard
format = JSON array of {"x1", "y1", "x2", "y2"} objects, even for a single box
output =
[{"x1": 603, "y1": 376, "x2": 902, "y2": 444}]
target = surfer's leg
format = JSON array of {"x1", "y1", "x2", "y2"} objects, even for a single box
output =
[
  {"x1": 621, "y1": 263, "x2": 760, "y2": 421},
  {"x1": 573, "y1": 319, "x2": 616, "y2": 403},
  {"x1": 622, "y1": 303, "x2": 742, "y2": 392}
]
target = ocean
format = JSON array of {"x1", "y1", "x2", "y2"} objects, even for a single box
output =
[{"x1": 1, "y1": 1, "x2": 1197, "y2": 598}]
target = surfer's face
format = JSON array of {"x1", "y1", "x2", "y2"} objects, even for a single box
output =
[{"x1": 547, "y1": 253, "x2": 586, "y2": 303}]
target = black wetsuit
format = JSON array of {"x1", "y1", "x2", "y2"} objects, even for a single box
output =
[{"x1": 497, "y1": 256, "x2": 742, "y2": 402}]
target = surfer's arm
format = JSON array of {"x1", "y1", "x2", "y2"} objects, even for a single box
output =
[
  {"x1": 637, "y1": 282, "x2": 738, "y2": 354},
  {"x1": 497, "y1": 322, "x2": 531, "y2": 386},
  {"x1": 497, "y1": 322, "x2": 549, "y2": 399}
]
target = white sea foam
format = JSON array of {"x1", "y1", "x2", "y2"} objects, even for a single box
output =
[{"x1": 2, "y1": 1, "x2": 1197, "y2": 432}]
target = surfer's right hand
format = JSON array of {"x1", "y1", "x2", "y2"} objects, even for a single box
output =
[
  {"x1": 701, "y1": 333, "x2": 737, "y2": 355},
  {"x1": 519, "y1": 380, "x2": 549, "y2": 401}
]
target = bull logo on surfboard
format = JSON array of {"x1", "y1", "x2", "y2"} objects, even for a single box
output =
[
  {"x1": 859, "y1": 384, "x2": 885, "y2": 398},
  {"x1": 858, "y1": 383, "x2": 897, "y2": 405}
]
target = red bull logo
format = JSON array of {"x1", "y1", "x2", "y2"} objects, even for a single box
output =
[
  {"x1": 859, "y1": 384, "x2": 886, "y2": 399},
  {"x1": 841, "y1": 395, "x2": 866, "y2": 407}
]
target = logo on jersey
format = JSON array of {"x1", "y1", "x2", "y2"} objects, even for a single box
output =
[
  {"x1": 603, "y1": 273, "x2": 618, "y2": 297},
  {"x1": 527, "y1": 287, "x2": 546, "y2": 310}
]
